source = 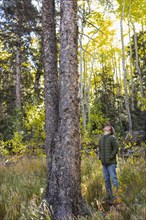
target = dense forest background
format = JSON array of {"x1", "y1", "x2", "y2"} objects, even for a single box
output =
[
  {"x1": 0, "y1": 1, "x2": 146, "y2": 220},
  {"x1": 0, "y1": 0, "x2": 146, "y2": 155}
]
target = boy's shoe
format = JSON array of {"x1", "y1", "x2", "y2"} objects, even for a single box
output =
[
  {"x1": 110, "y1": 195, "x2": 117, "y2": 201},
  {"x1": 103, "y1": 194, "x2": 113, "y2": 201},
  {"x1": 103, "y1": 194, "x2": 117, "y2": 202},
  {"x1": 113, "y1": 188, "x2": 122, "y2": 201}
]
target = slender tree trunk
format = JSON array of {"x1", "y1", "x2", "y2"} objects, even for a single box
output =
[
  {"x1": 93, "y1": 71, "x2": 97, "y2": 94},
  {"x1": 15, "y1": 45, "x2": 21, "y2": 109},
  {"x1": 83, "y1": 51, "x2": 87, "y2": 130},
  {"x1": 34, "y1": 37, "x2": 44, "y2": 103},
  {"x1": 42, "y1": 0, "x2": 59, "y2": 204},
  {"x1": 87, "y1": 52, "x2": 95, "y2": 133},
  {"x1": 141, "y1": 22, "x2": 146, "y2": 68},
  {"x1": 131, "y1": 20, "x2": 144, "y2": 98},
  {"x1": 113, "y1": 52, "x2": 121, "y2": 124},
  {"x1": 128, "y1": 19, "x2": 134, "y2": 110},
  {"x1": 101, "y1": 55, "x2": 108, "y2": 115},
  {"x1": 118, "y1": 60, "x2": 123, "y2": 130},
  {"x1": 120, "y1": 0, "x2": 132, "y2": 134},
  {"x1": 15, "y1": 39, "x2": 22, "y2": 131},
  {"x1": 118, "y1": 61, "x2": 122, "y2": 96},
  {"x1": 128, "y1": 1, "x2": 134, "y2": 110},
  {"x1": 113, "y1": 51, "x2": 121, "y2": 95},
  {"x1": 111, "y1": 54, "x2": 116, "y2": 108},
  {"x1": 141, "y1": 23, "x2": 146, "y2": 98}
]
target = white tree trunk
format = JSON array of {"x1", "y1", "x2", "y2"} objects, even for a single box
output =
[
  {"x1": 131, "y1": 20, "x2": 144, "y2": 98},
  {"x1": 128, "y1": 19, "x2": 134, "y2": 110},
  {"x1": 120, "y1": 0, "x2": 132, "y2": 134},
  {"x1": 87, "y1": 52, "x2": 96, "y2": 133},
  {"x1": 118, "y1": 61, "x2": 124, "y2": 130}
]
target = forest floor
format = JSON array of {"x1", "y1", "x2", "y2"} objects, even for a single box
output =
[{"x1": 0, "y1": 153, "x2": 146, "y2": 220}]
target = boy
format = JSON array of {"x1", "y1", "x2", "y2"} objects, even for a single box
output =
[{"x1": 98, "y1": 122, "x2": 119, "y2": 201}]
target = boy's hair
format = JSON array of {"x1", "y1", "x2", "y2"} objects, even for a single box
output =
[
  {"x1": 110, "y1": 126, "x2": 115, "y2": 135},
  {"x1": 104, "y1": 122, "x2": 115, "y2": 135}
]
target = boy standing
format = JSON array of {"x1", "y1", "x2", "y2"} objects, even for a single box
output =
[{"x1": 98, "y1": 122, "x2": 119, "y2": 201}]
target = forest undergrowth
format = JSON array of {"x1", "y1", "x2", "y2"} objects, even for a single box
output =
[{"x1": 0, "y1": 152, "x2": 146, "y2": 220}]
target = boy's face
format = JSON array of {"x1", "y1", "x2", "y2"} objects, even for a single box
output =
[{"x1": 103, "y1": 125, "x2": 111, "y2": 133}]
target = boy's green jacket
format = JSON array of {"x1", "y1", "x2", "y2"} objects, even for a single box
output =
[{"x1": 99, "y1": 134, "x2": 119, "y2": 165}]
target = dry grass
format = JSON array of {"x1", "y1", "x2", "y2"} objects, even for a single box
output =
[{"x1": 0, "y1": 154, "x2": 145, "y2": 220}]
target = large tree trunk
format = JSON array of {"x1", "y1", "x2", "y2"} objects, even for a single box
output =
[
  {"x1": 120, "y1": 0, "x2": 132, "y2": 134},
  {"x1": 50, "y1": 0, "x2": 87, "y2": 218},
  {"x1": 43, "y1": 0, "x2": 90, "y2": 219},
  {"x1": 42, "y1": 0, "x2": 59, "y2": 205}
]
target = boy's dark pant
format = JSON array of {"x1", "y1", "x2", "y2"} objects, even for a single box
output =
[{"x1": 102, "y1": 164, "x2": 119, "y2": 196}]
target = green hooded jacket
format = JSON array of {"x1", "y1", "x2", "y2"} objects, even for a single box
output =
[{"x1": 99, "y1": 134, "x2": 119, "y2": 165}]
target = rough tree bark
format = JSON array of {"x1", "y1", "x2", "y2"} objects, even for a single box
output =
[
  {"x1": 79, "y1": 16, "x2": 87, "y2": 133},
  {"x1": 43, "y1": 0, "x2": 90, "y2": 219},
  {"x1": 42, "y1": 0, "x2": 59, "y2": 207}
]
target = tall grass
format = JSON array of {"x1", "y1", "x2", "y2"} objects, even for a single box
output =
[
  {"x1": 0, "y1": 157, "x2": 47, "y2": 220},
  {"x1": 81, "y1": 155, "x2": 146, "y2": 220},
  {"x1": 0, "y1": 155, "x2": 145, "y2": 219}
]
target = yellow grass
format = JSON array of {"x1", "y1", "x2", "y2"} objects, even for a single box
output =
[{"x1": 0, "y1": 155, "x2": 145, "y2": 219}]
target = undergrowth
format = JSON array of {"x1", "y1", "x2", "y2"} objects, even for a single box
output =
[{"x1": 0, "y1": 155, "x2": 145, "y2": 220}]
